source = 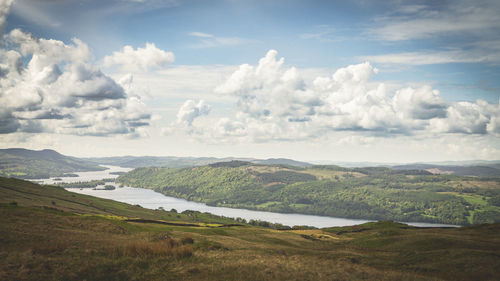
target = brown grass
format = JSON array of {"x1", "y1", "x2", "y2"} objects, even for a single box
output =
[{"x1": 116, "y1": 238, "x2": 193, "y2": 258}]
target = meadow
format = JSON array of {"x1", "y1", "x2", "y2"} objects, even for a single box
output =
[{"x1": 1, "y1": 176, "x2": 500, "y2": 280}]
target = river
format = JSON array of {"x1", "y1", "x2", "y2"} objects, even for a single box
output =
[{"x1": 34, "y1": 165, "x2": 459, "y2": 228}]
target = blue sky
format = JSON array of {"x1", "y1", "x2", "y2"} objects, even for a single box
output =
[
  {"x1": 1, "y1": 0, "x2": 500, "y2": 162},
  {"x1": 7, "y1": 0, "x2": 500, "y2": 102}
]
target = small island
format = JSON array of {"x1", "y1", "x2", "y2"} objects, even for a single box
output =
[{"x1": 103, "y1": 185, "x2": 115, "y2": 190}]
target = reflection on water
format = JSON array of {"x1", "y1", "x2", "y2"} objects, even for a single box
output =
[{"x1": 33, "y1": 165, "x2": 459, "y2": 228}]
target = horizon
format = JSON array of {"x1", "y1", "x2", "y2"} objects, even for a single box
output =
[
  {"x1": 1, "y1": 0, "x2": 500, "y2": 162},
  {"x1": 2, "y1": 147, "x2": 500, "y2": 166}
]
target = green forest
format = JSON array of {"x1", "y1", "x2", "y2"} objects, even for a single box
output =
[{"x1": 117, "y1": 161, "x2": 500, "y2": 225}]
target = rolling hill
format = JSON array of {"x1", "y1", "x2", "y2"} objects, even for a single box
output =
[
  {"x1": 0, "y1": 148, "x2": 105, "y2": 179},
  {"x1": 392, "y1": 163, "x2": 500, "y2": 178},
  {"x1": 1, "y1": 176, "x2": 500, "y2": 280},
  {"x1": 87, "y1": 155, "x2": 312, "y2": 168}
]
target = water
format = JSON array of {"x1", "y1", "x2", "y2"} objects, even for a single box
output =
[
  {"x1": 32, "y1": 166, "x2": 132, "y2": 184},
  {"x1": 35, "y1": 166, "x2": 459, "y2": 228},
  {"x1": 67, "y1": 186, "x2": 375, "y2": 228}
]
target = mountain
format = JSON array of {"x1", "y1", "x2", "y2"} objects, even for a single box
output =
[
  {"x1": 2, "y1": 176, "x2": 500, "y2": 280},
  {"x1": 0, "y1": 148, "x2": 105, "y2": 179},
  {"x1": 87, "y1": 155, "x2": 312, "y2": 168},
  {"x1": 117, "y1": 162, "x2": 500, "y2": 225}
]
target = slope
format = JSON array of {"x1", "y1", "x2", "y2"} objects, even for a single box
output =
[
  {"x1": 0, "y1": 148, "x2": 105, "y2": 179},
  {"x1": 1, "y1": 177, "x2": 500, "y2": 280}
]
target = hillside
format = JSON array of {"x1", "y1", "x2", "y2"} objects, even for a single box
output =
[
  {"x1": 117, "y1": 162, "x2": 500, "y2": 225},
  {"x1": 1, "y1": 176, "x2": 500, "y2": 280},
  {"x1": 87, "y1": 155, "x2": 312, "y2": 168},
  {"x1": 0, "y1": 148, "x2": 105, "y2": 179},
  {"x1": 392, "y1": 164, "x2": 500, "y2": 178}
]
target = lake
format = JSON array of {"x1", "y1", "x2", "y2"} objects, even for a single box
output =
[
  {"x1": 32, "y1": 165, "x2": 133, "y2": 184},
  {"x1": 35, "y1": 165, "x2": 459, "y2": 228}
]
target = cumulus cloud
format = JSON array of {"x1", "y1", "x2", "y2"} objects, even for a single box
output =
[
  {"x1": 0, "y1": 28, "x2": 151, "y2": 137},
  {"x1": 103, "y1": 43, "x2": 174, "y2": 72},
  {"x1": 176, "y1": 99, "x2": 211, "y2": 126},
  {"x1": 181, "y1": 50, "x2": 500, "y2": 142},
  {"x1": 0, "y1": 0, "x2": 13, "y2": 42}
]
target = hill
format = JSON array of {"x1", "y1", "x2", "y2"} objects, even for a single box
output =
[
  {"x1": 117, "y1": 163, "x2": 500, "y2": 225},
  {"x1": 87, "y1": 155, "x2": 312, "y2": 168},
  {"x1": 392, "y1": 163, "x2": 500, "y2": 178},
  {"x1": 0, "y1": 148, "x2": 105, "y2": 179},
  {"x1": 1, "y1": 176, "x2": 500, "y2": 280}
]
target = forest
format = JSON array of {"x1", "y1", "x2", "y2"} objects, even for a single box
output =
[{"x1": 117, "y1": 162, "x2": 500, "y2": 225}]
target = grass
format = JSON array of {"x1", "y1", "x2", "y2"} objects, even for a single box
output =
[{"x1": 1, "y1": 177, "x2": 500, "y2": 280}]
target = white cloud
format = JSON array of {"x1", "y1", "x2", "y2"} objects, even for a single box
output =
[
  {"x1": 0, "y1": 0, "x2": 13, "y2": 41},
  {"x1": 177, "y1": 50, "x2": 500, "y2": 143},
  {"x1": 103, "y1": 43, "x2": 174, "y2": 72},
  {"x1": 430, "y1": 100, "x2": 499, "y2": 135},
  {"x1": 176, "y1": 99, "x2": 211, "y2": 125},
  {"x1": 188, "y1": 31, "x2": 255, "y2": 48},
  {"x1": 0, "y1": 29, "x2": 151, "y2": 137},
  {"x1": 189, "y1": 32, "x2": 213, "y2": 38},
  {"x1": 361, "y1": 49, "x2": 497, "y2": 65}
]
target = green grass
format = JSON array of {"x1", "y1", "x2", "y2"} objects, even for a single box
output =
[{"x1": 1, "y1": 176, "x2": 500, "y2": 280}]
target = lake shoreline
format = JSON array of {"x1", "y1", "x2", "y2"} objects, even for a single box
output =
[{"x1": 33, "y1": 164, "x2": 460, "y2": 228}]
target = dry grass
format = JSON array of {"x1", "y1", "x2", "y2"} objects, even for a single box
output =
[{"x1": 116, "y1": 238, "x2": 193, "y2": 258}]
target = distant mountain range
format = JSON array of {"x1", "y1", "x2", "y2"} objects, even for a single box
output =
[
  {"x1": 85, "y1": 156, "x2": 313, "y2": 169},
  {"x1": 391, "y1": 164, "x2": 500, "y2": 178},
  {"x1": 0, "y1": 148, "x2": 105, "y2": 179},
  {"x1": 0, "y1": 148, "x2": 499, "y2": 179}
]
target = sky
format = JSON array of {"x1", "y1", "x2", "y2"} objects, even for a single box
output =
[{"x1": 0, "y1": 0, "x2": 500, "y2": 163}]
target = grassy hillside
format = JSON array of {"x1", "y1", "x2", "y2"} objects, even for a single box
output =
[
  {"x1": 0, "y1": 148, "x2": 105, "y2": 179},
  {"x1": 1, "y1": 176, "x2": 500, "y2": 280},
  {"x1": 117, "y1": 162, "x2": 500, "y2": 225}
]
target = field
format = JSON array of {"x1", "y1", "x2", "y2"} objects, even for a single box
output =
[{"x1": 1, "y1": 176, "x2": 500, "y2": 280}]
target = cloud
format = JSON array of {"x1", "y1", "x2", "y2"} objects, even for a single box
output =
[
  {"x1": 179, "y1": 50, "x2": 500, "y2": 143},
  {"x1": 188, "y1": 31, "x2": 255, "y2": 48},
  {"x1": 0, "y1": 0, "x2": 13, "y2": 42},
  {"x1": 161, "y1": 99, "x2": 211, "y2": 136},
  {"x1": 176, "y1": 99, "x2": 211, "y2": 125},
  {"x1": 430, "y1": 100, "x2": 500, "y2": 135},
  {"x1": 189, "y1": 32, "x2": 213, "y2": 38},
  {"x1": 369, "y1": 0, "x2": 500, "y2": 41},
  {"x1": 361, "y1": 49, "x2": 497, "y2": 65},
  {"x1": 364, "y1": 0, "x2": 500, "y2": 65},
  {"x1": 299, "y1": 25, "x2": 348, "y2": 42},
  {"x1": 10, "y1": 0, "x2": 61, "y2": 28},
  {"x1": 0, "y1": 29, "x2": 151, "y2": 137},
  {"x1": 103, "y1": 43, "x2": 174, "y2": 72}
]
